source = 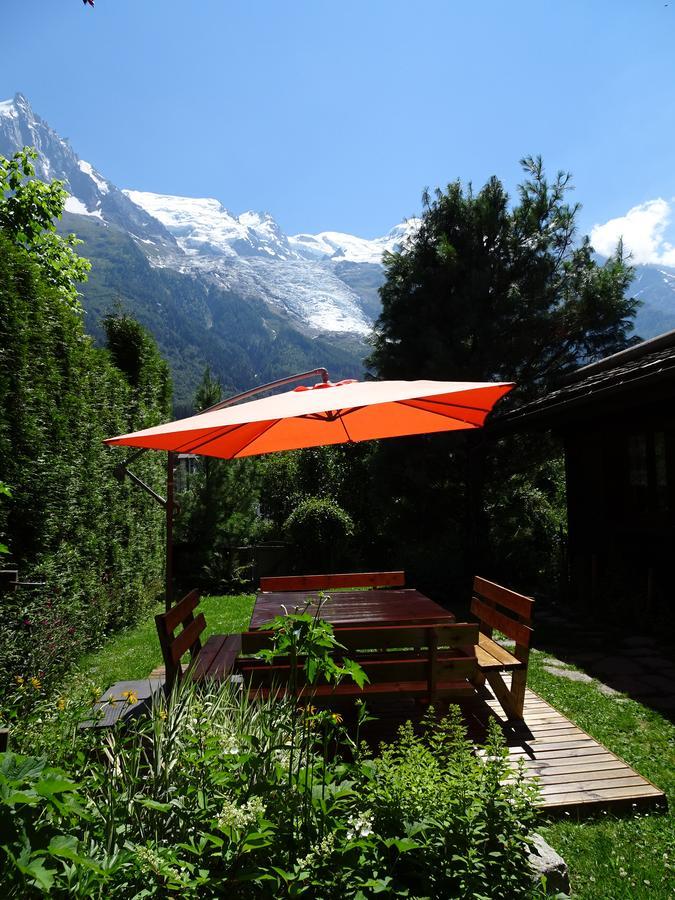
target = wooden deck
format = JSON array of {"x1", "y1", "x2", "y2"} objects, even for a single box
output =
[{"x1": 480, "y1": 687, "x2": 666, "y2": 814}]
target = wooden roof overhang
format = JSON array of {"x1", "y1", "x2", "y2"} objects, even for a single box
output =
[{"x1": 493, "y1": 329, "x2": 675, "y2": 435}]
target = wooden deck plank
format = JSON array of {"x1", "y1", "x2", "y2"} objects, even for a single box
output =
[{"x1": 483, "y1": 688, "x2": 666, "y2": 814}]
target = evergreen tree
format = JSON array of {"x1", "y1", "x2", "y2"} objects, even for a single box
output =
[
  {"x1": 370, "y1": 156, "x2": 638, "y2": 398},
  {"x1": 365, "y1": 158, "x2": 639, "y2": 597},
  {"x1": 176, "y1": 368, "x2": 262, "y2": 588}
]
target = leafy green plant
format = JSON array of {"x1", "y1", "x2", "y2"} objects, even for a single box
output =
[
  {"x1": 2, "y1": 673, "x2": 546, "y2": 898},
  {"x1": 0, "y1": 752, "x2": 102, "y2": 896},
  {"x1": 256, "y1": 593, "x2": 367, "y2": 691}
]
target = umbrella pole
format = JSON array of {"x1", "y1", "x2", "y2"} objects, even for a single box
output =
[{"x1": 165, "y1": 451, "x2": 176, "y2": 611}]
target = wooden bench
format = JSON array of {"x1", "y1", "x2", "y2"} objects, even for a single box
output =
[
  {"x1": 259, "y1": 570, "x2": 406, "y2": 592},
  {"x1": 155, "y1": 589, "x2": 242, "y2": 691},
  {"x1": 471, "y1": 576, "x2": 534, "y2": 720},
  {"x1": 235, "y1": 621, "x2": 478, "y2": 703}
]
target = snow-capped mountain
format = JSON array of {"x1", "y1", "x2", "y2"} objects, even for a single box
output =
[
  {"x1": 122, "y1": 188, "x2": 416, "y2": 334},
  {"x1": 0, "y1": 92, "x2": 415, "y2": 338},
  {"x1": 0, "y1": 93, "x2": 177, "y2": 256}
]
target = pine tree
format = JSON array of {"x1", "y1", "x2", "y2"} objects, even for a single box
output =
[
  {"x1": 369, "y1": 156, "x2": 638, "y2": 400},
  {"x1": 365, "y1": 158, "x2": 639, "y2": 596}
]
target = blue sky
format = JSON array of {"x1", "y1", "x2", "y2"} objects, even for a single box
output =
[{"x1": 3, "y1": 0, "x2": 675, "y2": 258}]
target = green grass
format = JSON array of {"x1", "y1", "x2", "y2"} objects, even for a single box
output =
[
  {"x1": 528, "y1": 649, "x2": 675, "y2": 899},
  {"x1": 72, "y1": 594, "x2": 255, "y2": 687}
]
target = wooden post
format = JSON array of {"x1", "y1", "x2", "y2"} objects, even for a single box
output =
[{"x1": 165, "y1": 452, "x2": 176, "y2": 612}]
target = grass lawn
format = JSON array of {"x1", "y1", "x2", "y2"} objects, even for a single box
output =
[
  {"x1": 72, "y1": 594, "x2": 255, "y2": 688},
  {"x1": 528, "y1": 649, "x2": 675, "y2": 899},
  {"x1": 65, "y1": 596, "x2": 674, "y2": 897}
]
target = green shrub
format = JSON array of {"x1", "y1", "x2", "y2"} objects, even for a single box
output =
[
  {"x1": 284, "y1": 496, "x2": 355, "y2": 573},
  {"x1": 3, "y1": 675, "x2": 544, "y2": 898},
  {"x1": 0, "y1": 151, "x2": 172, "y2": 707}
]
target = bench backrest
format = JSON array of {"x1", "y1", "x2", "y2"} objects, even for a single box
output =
[
  {"x1": 155, "y1": 589, "x2": 206, "y2": 690},
  {"x1": 238, "y1": 621, "x2": 478, "y2": 697},
  {"x1": 259, "y1": 571, "x2": 405, "y2": 593},
  {"x1": 471, "y1": 576, "x2": 534, "y2": 656}
]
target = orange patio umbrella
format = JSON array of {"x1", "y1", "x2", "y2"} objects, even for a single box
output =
[
  {"x1": 105, "y1": 370, "x2": 514, "y2": 607},
  {"x1": 105, "y1": 377, "x2": 514, "y2": 458}
]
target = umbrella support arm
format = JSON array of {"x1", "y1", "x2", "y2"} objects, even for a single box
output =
[
  {"x1": 203, "y1": 367, "x2": 329, "y2": 413},
  {"x1": 115, "y1": 456, "x2": 168, "y2": 509}
]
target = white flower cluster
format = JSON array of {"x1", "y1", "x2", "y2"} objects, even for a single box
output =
[
  {"x1": 346, "y1": 810, "x2": 374, "y2": 840},
  {"x1": 218, "y1": 731, "x2": 241, "y2": 755},
  {"x1": 136, "y1": 844, "x2": 181, "y2": 880},
  {"x1": 217, "y1": 794, "x2": 266, "y2": 832},
  {"x1": 296, "y1": 832, "x2": 336, "y2": 871}
]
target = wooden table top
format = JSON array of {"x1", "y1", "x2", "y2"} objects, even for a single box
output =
[{"x1": 250, "y1": 588, "x2": 454, "y2": 630}]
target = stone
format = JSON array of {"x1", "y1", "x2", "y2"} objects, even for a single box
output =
[
  {"x1": 528, "y1": 833, "x2": 570, "y2": 895},
  {"x1": 543, "y1": 665, "x2": 594, "y2": 683},
  {"x1": 596, "y1": 682, "x2": 622, "y2": 697}
]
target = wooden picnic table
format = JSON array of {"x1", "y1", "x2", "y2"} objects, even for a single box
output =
[{"x1": 250, "y1": 587, "x2": 455, "y2": 630}]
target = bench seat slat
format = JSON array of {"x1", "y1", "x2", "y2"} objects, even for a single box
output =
[
  {"x1": 207, "y1": 634, "x2": 242, "y2": 680},
  {"x1": 476, "y1": 634, "x2": 523, "y2": 670},
  {"x1": 190, "y1": 634, "x2": 228, "y2": 680},
  {"x1": 238, "y1": 653, "x2": 476, "y2": 687},
  {"x1": 241, "y1": 622, "x2": 478, "y2": 655},
  {"x1": 253, "y1": 680, "x2": 476, "y2": 700}
]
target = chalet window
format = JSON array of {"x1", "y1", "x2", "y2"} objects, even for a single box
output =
[{"x1": 625, "y1": 430, "x2": 670, "y2": 518}]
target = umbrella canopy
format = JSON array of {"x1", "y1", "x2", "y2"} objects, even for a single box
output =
[{"x1": 105, "y1": 379, "x2": 514, "y2": 458}]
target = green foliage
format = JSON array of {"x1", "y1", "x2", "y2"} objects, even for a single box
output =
[
  {"x1": 364, "y1": 158, "x2": 639, "y2": 594},
  {"x1": 0, "y1": 752, "x2": 98, "y2": 897},
  {"x1": 175, "y1": 368, "x2": 264, "y2": 589},
  {"x1": 257, "y1": 594, "x2": 368, "y2": 690},
  {"x1": 2, "y1": 675, "x2": 544, "y2": 898},
  {"x1": 0, "y1": 150, "x2": 90, "y2": 310},
  {"x1": 0, "y1": 153, "x2": 172, "y2": 706},
  {"x1": 370, "y1": 156, "x2": 637, "y2": 392},
  {"x1": 284, "y1": 496, "x2": 355, "y2": 573}
]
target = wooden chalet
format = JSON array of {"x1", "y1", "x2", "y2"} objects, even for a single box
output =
[{"x1": 504, "y1": 329, "x2": 675, "y2": 617}]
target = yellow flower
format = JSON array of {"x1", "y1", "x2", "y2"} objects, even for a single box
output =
[
  {"x1": 56, "y1": 697, "x2": 66, "y2": 711},
  {"x1": 331, "y1": 712, "x2": 343, "y2": 724},
  {"x1": 159, "y1": 709, "x2": 167, "y2": 720},
  {"x1": 121, "y1": 690, "x2": 138, "y2": 705},
  {"x1": 15, "y1": 675, "x2": 24, "y2": 685},
  {"x1": 303, "y1": 704, "x2": 317, "y2": 716},
  {"x1": 30, "y1": 676, "x2": 41, "y2": 691}
]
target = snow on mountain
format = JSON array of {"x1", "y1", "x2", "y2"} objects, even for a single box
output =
[
  {"x1": 123, "y1": 190, "x2": 296, "y2": 260},
  {"x1": 121, "y1": 189, "x2": 418, "y2": 334},
  {"x1": 0, "y1": 92, "x2": 416, "y2": 337},
  {"x1": 290, "y1": 221, "x2": 417, "y2": 264}
]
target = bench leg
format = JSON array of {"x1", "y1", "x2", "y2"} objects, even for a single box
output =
[
  {"x1": 510, "y1": 670, "x2": 527, "y2": 718},
  {"x1": 485, "y1": 672, "x2": 523, "y2": 721}
]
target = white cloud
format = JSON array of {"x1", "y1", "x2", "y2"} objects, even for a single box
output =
[{"x1": 591, "y1": 198, "x2": 675, "y2": 267}]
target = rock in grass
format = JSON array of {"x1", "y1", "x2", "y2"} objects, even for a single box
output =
[{"x1": 528, "y1": 832, "x2": 570, "y2": 896}]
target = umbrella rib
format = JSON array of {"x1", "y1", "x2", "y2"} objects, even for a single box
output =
[
  {"x1": 172, "y1": 424, "x2": 236, "y2": 453},
  {"x1": 337, "y1": 410, "x2": 354, "y2": 443},
  {"x1": 397, "y1": 399, "x2": 481, "y2": 428},
  {"x1": 179, "y1": 421, "x2": 261, "y2": 455},
  {"x1": 401, "y1": 397, "x2": 493, "y2": 414},
  {"x1": 231, "y1": 420, "x2": 281, "y2": 458}
]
